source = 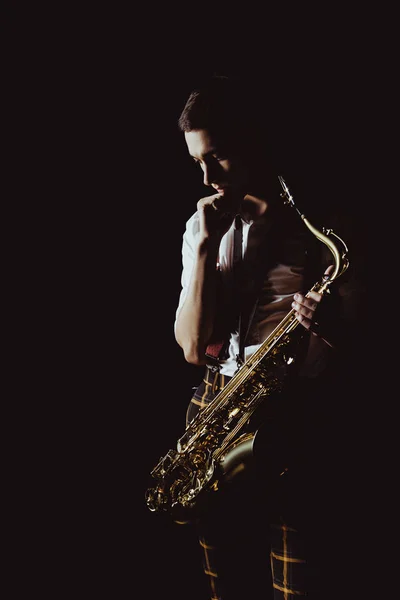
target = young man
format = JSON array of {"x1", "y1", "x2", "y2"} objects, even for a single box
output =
[{"x1": 172, "y1": 75, "x2": 359, "y2": 600}]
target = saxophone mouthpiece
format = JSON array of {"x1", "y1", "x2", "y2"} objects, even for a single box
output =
[
  {"x1": 278, "y1": 176, "x2": 294, "y2": 205},
  {"x1": 278, "y1": 176, "x2": 304, "y2": 218}
]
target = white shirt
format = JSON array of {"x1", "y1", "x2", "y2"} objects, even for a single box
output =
[{"x1": 175, "y1": 211, "x2": 305, "y2": 377}]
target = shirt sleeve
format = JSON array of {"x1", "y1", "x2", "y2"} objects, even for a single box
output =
[{"x1": 174, "y1": 212, "x2": 200, "y2": 333}]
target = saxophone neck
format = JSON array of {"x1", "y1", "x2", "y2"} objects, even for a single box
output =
[
  {"x1": 301, "y1": 215, "x2": 350, "y2": 282},
  {"x1": 278, "y1": 176, "x2": 350, "y2": 284}
]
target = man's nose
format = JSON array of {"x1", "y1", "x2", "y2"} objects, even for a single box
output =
[{"x1": 203, "y1": 162, "x2": 218, "y2": 187}]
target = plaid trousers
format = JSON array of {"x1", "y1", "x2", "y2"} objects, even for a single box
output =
[{"x1": 186, "y1": 367, "x2": 325, "y2": 600}]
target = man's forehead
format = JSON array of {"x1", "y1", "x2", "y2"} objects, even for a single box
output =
[{"x1": 184, "y1": 129, "x2": 222, "y2": 157}]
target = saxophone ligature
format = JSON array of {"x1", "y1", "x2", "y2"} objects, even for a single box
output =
[{"x1": 145, "y1": 176, "x2": 349, "y2": 522}]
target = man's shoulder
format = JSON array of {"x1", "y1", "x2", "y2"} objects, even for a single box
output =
[{"x1": 183, "y1": 211, "x2": 200, "y2": 237}]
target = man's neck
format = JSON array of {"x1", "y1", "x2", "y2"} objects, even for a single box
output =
[{"x1": 241, "y1": 194, "x2": 269, "y2": 222}]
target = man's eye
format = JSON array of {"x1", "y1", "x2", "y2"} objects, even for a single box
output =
[{"x1": 213, "y1": 155, "x2": 227, "y2": 162}]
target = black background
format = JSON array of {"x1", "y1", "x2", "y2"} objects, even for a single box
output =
[{"x1": 6, "y1": 7, "x2": 373, "y2": 599}]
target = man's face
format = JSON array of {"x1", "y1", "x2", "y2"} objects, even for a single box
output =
[{"x1": 184, "y1": 129, "x2": 249, "y2": 197}]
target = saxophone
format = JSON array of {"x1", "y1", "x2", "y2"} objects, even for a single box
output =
[{"x1": 145, "y1": 176, "x2": 349, "y2": 522}]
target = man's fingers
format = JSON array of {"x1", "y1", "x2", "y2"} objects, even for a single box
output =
[
  {"x1": 305, "y1": 291, "x2": 323, "y2": 305},
  {"x1": 197, "y1": 193, "x2": 223, "y2": 211},
  {"x1": 198, "y1": 190, "x2": 241, "y2": 216}
]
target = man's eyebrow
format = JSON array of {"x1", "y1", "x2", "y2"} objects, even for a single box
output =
[{"x1": 190, "y1": 148, "x2": 219, "y2": 160}]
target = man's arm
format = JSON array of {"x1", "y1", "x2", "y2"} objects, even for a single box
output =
[
  {"x1": 175, "y1": 235, "x2": 220, "y2": 365},
  {"x1": 175, "y1": 192, "x2": 237, "y2": 365}
]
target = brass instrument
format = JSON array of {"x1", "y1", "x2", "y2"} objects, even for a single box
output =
[{"x1": 145, "y1": 176, "x2": 349, "y2": 522}]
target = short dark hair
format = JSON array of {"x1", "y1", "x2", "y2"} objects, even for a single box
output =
[{"x1": 178, "y1": 75, "x2": 256, "y2": 151}]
